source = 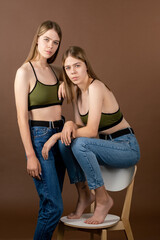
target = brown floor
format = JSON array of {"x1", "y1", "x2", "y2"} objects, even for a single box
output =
[{"x1": 0, "y1": 211, "x2": 159, "y2": 240}]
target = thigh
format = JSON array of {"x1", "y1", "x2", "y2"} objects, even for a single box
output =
[
  {"x1": 72, "y1": 135, "x2": 140, "y2": 168},
  {"x1": 30, "y1": 127, "x2": 63, "y2": 203}
]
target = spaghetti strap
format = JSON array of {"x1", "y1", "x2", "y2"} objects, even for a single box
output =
[
  {"x1": 50, "y1": 65, "x2": 58, "y2": 81},
  {"x1": 90, "y1": 78, "x2": 96, "y2": 84},
  {"x1": 29, "y1": 61, "x2": 38, "y2": 80}
]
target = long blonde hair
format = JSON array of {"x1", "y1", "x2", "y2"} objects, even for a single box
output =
[
  {"x1": 62, "y1": 46, "x2": 99, "y2": 103},
  {"x1": 25, "y1": 20, "x2": 62, "y2": 64}
]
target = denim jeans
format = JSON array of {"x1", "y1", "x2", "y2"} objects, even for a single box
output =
[
  {"x1": 30, "y1": 125, "x2": 65, "y2": 240},
  {"x1": 58, "y1": 141, "x2": 86, "y2": 184},
  {"x1": 59, "y1": 132, "x2": 140, "y2": 190}
]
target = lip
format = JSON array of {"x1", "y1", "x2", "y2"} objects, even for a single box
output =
[
  {"x1": 46, "y1": 51, "x2": 52, "y2": 55},
  {"x1": 71, "y1": 76, "x2": 78, "y2": 80}
]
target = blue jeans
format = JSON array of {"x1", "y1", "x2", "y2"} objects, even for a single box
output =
[
  {"x1": 59, "y1": 132, "x2": 140, "y2": 190},
  {"x1": 30, "y1": 125, "x2": 65, "y2": 240}
]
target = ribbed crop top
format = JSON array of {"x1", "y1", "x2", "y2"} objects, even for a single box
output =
[
  {"x1": 80, "y1": 108, "x2": 123, "y2": 132},
  {"x1": 28, "y1": 61, "x2": 63, "y2": 110}
]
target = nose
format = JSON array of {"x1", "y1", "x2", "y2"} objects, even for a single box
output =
[
  {"x1": 48, "y1": 41, "x2": 53, "y2": 49},
  {"x1": 71, "y1": 66, "x2": 76, "y2": 74}
]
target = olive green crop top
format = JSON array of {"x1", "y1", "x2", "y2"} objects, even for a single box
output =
[
  {"x1": 28, "y1": 61, "x2": 63, "y2": 110},
  {"x1": 80, "y1": 108, "x2": 123, "y2": 132}
]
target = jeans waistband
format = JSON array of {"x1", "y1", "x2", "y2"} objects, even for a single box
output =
[
  {"x1": 30, "y1": 119, "x2": 64, "y2": 129},
  {"x1": 99, "y1": 128, "x2": 134, "y2": 140}
]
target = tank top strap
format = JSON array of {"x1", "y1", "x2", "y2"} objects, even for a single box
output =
[
  {"x1": 49, "y1": 65, "x2": 58, "y2": 81},
  {"x1": 90, "y1": 78, "x2": 96, "y2": 84},
  {"x1": 29, "y1": 61, "x2": 38, "y2": 80}
]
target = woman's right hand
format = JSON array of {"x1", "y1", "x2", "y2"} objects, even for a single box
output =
[{"x1": 27, "y1": 155, "x2": 42, "y2": 180}]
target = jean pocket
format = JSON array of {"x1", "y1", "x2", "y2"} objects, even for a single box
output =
[{"x1": 31, "y1": 127, "x2": 50, "y2": 139}]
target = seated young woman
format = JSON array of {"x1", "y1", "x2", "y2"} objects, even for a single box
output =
[{"x1": 42, "y1": 46, "x2": 140, "y2": 225}]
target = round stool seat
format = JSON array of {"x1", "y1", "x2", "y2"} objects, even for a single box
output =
[{"x1": 60, "y1": 213, "x2": 120, "y2": 229}]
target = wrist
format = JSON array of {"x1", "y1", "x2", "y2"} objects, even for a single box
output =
[
  {"x1": 55, "y1": 132, "x2": 61, "y2": 141},
  {"x1": 26, "y1": 151, "x2": 36, "y2": 158}
]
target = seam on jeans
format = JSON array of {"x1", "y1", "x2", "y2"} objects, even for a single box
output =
[
  {"x1": 75, "y1": 149, "x2": 104, "y2": 189},
  {"x1": 81, "y1": 141, "x2": 132, "y2": 152},
  {"x1": 80, "y1": 141, "x2": 139, "y2": 168}
]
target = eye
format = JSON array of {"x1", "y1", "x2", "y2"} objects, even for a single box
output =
[
  {"x1": 76, "y1": 64, "x2": 80, "y2": 68},
  {"x1": 54, "y1": 41, "x2": 59, "y2": 45},
  {"x1": 44, "y1": 38, "x2": 49, "y2": 42},
  {"x1": 65, "y1": 66, "x2": 70, "y2": 70}
]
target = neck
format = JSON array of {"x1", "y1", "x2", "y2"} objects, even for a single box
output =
[
  {"x1": 78, "y1": 77, "x2": 93, "y2": 92},
  {"x1": 34, "y1": 54, "x2": 49, "y2": 68}
]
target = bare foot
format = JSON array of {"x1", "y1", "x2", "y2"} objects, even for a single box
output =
[
  {"x1": 67, "y1": 192, "x2": 95, "y2": 219},
  {"x1": 84, "y1": 195, "x2": 113, "y2": 224}
]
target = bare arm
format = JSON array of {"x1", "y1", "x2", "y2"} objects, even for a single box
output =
[
  {"x1": 58, "y1": 82, "x2": 66, "y2": 100},
  {"x1": 60, "y1": 82, "x2": 103, "y2": 145},
  {"x1": 42, "y1": 132, "x2": 61, "y2": 159},
  {"x1": 60, "y1": 99, "x2": 84, "y2": 145},
  {"x1": 74, "y1": 81, "x2": 103, "y2": 138},
  {"x1": 14, "y1": 66, "x2": 41, "y2": 180}
]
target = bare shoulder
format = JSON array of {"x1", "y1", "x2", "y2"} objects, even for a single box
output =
[
  {"x1": 15, "y1": 62, "x2": 32, "y2": 80},
  {"x1": 89, "y1": 79, "x2": 109, "y2": 93},
  {"x1": 15, "y1": 62, "x2": 32, "y2": 89}
]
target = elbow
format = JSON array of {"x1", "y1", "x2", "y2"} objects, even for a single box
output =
[
  {"x1": 87, "y1": 127, "x2": 98, "y2": 138},
  {"x1": 17, "y1": 113, "x2": 28, "y2": 126},
  {"x1": 90, "y1": 131, "x2": 98, "y2": 138}
]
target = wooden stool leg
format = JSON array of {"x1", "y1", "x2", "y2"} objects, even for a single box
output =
[
  {"x1": 57, "y1": 222, "x2": 64, "y2": 240},
  {"x1": 90, "y1": 232, "x2": 94, "y2": 240},
  {"x1": 123, "y1": 220, "x2": 134, "y2": 240},
  {"x1": 101, "y1": 229, "x2": 107, "y2": 240}
]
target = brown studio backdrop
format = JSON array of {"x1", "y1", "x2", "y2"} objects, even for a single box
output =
[{"x1": 0, "y1": 0, "x2": 160, "y2": 239}]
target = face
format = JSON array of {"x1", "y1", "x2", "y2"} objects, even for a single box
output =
[
  {"x1": 37, "y1": 29, "x2": 60, "y2": 59},
  {"x1": 64, "y1": 56, "x2": 88, "y2": 85}
]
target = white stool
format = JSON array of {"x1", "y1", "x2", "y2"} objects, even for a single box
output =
[{"x1": 57, "y1": 165, "x2": 137, "y2": 240}]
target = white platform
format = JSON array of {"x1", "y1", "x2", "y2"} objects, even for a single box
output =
[{"x1": 60, "y1": 213, "x2": 120, "y2": 229}]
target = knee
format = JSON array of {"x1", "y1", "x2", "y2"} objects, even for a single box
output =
[
  {"x1": 58, "y1": 140, "x2": 66, "y2": 153},
  {"x1": 46, "y1": 200, "x2": 63, "y2": 222},
  {"x1": 71, "y1": 137, "x2": 87, "y2": 153}
]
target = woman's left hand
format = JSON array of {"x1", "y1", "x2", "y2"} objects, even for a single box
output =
[
  {"x1": 42, "y1": 135, "x2": 58, "y2": 160},
  {"x1": 58, "y1": 82, "x2": 66, "y2": 100}
]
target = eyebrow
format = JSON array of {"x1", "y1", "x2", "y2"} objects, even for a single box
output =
[
  {"x1": 64, "y1": 62, "x2": 81, "y2": 67},
  {"x1": 43, "y1": 36, "x2": 60, "y2": 42}
]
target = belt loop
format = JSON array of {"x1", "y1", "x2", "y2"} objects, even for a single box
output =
[
  {"x1": 108, "y1": 134, "x2": 112, "y2": 140},
  {"x1": 51, "y1": 121, "x2": 55, "y2": 128},
  {"x1": 49, "y1": 121, "x2": 52, "y2": 129}
]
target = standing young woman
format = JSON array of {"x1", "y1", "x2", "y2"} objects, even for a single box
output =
[
  {"x1": 42, "y1": 46, "x2": 140, "y2": 225},
  {"x1": 14, "y1": 20, "x2": 66, "y2": 240}
]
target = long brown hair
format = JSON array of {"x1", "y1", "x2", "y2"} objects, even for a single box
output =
[
  {"x1": 25, "y1": 20, "x2": 62, "y2": 64},
  {"x1": 62, "y1": 46, "x2": 99, "y2": 103}
]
